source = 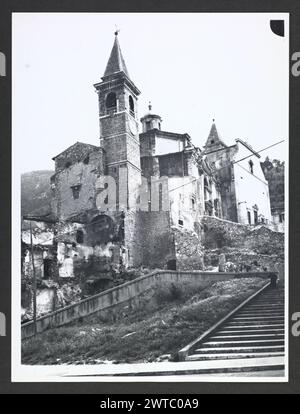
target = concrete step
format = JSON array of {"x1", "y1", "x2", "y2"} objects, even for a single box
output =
[
  {"x1": 194, "y1": 346, "x2": 285, "y2": 354},
  {"x1": 232, "y1": 315, "x2": 284, "y2": 320},
  {"x1": 186, "y1": 352, "x2": 285, "y2": 361},
  {"x1": 242, "y1": 303, "x2": 284, "y2": 308},
  {"x1": 246, "y1": 304, "x2": 284, "y2": 308},
  {"x1": 245, "y1": 308, "x2": 284, "y2": 312},
  {"x1": 237, "y1": 313, "x2": 284, "y2": 318},
  {"x1": 133, "y1": 357, "x2": 285, "y2": 376},
  {"x1": 225, "y1": 322, "x2": 284, "y2": 327},
  {"x1": 230, "y1": 317, "x2": 284, "y2": 323},
  {"x1": 218, "y1": 329, "x2": 284, "y2": 335},
  {"x1": 252, "y1": 301, "x2": 284, "y2": 305},
  {"x1": 238, "y1": 310, "x2": 284, "y2": 317},
  {"x1": 241, "y1": 307, "x2": 284, "y2": 311},
  {"x1": 200, "y1": 339, "x2": 284, "y2": 348},
  {"x1": 210, "y1": 334, "x2": 285, "y2": 341},
  {"x1": 222, "y1": 323, "x2": 284, "y2": 330}
]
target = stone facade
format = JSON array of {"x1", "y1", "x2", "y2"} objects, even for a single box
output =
[{"x1": 203, "y1": 124, "x2": 272, "y2": 225}]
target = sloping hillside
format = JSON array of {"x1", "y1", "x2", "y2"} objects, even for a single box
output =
[
  {"x1": 21, "y1": 170, "x2": 53, "y2": 217},
  {"x1": 22, "y1": 278, "x2": 266, "y2": 365}
]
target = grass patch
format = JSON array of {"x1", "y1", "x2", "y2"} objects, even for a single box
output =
[{"x1": 22, "y1": 278, "x2": 267, "y2": 365}]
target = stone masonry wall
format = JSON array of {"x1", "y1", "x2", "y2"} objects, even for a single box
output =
[
  {"x1": 201, "y1": 216, "x2": 284, "y2": 253},
  {"x1": 201, "y1": 216, "x2": 284, "y2": 274},
  {"x1": 173, "y1": 226, "x2": 204, "y2": 271}
]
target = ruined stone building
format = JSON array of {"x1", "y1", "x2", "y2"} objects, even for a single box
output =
[
  {"x1": 21, "y1": 33, "x2": 275, "y2": 315},
  {"x1": 203, "y1": 122, "x2": 272, "y2": 225}
]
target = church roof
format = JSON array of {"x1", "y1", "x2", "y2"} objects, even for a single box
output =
[
  {"x1": 52, "y1": 142, "x2": 100, "y2": 160},
  {"x1": 204, "y1": 121, "x2": 228, "y2": 153},
  {"x1": 103, "y1": 34, "x2": 130, "y2": 78}
]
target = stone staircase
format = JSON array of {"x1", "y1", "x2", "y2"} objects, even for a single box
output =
[{"x1": 184, "y1": 286, "x2": 285, "y2": 373}]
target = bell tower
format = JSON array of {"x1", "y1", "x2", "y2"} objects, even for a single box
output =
[{"x1": 94, "y1": 32, "x2": 141, "y2": 209}]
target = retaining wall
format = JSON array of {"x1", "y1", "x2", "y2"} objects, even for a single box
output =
[{"x1": 21, "y1": 270, "x2": 275, "y2": 340}]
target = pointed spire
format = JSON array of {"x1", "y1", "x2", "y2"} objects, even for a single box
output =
[
  {"x1": 204, "y1": 120, "x2": 227, "y2": 151},
  {"x1": 103, "y1": 32, "x2": 130, "y2": 78}
]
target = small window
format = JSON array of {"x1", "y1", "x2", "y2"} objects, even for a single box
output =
[
  {"x1": 83, "y1": 156, "x2": 89, "y2": 165},
  {"x1": 178, "y1": 219, "x2": 184, "y2": 227},
  {"x1": 43, "y1": 258, "x2": 52, "y2": 279},
  {"x1": 247, "y1": 211, "x2": 251, "y2": 225},
  {"x1": 65, "y1": 161, "x2": 71, "y2": 169},
  {"x1": 191, "y1": 197, "x2": 196, "y2": 211},
  {"x1": 76, "y1": 229, "x2": 84, "y2": 244},
  {"x1": 146, "y1": 121, "x2": 151, "y2": 131},
  {"x1": 159, "y1": 183, "x2": 163, "y2": 211},
  {"x1": 254, "y1": 209, "x2": 258, "y2": 224},
  {"x1": 106, "y1": 92, "x2": 117, "y2": 109},
  {"x1": 129, "y1": 95, "x2": 135, "y2": 115},
  {"x1": 211, "y1": 140, "x2": 215, "y2": 144},
  {"x1": 279, "y1": 213, "x2": 285, "y2": 223},
  {"x1": 71, "y1": 185, "x2": 81, "y2": 200},
  {"x1": 249, "y1": 159, "x2": 254, "y2": 174},
  {"x1": 158, "y1": 122, "x2": 161, "y2": 130}
]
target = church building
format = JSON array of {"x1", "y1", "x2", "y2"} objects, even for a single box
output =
[{"x1": 21, "y1": 32, "x2": 272, "y2": 295}]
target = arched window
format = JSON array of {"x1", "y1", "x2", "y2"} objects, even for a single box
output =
[
  {"x1": 106, "y1": 92, "x2": 117, "y2": 109},
  {"x1": 129, "y1": 95, "x2": 135, "y2": 115}
]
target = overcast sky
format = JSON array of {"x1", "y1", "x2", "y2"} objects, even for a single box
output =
[{"x1": 12, "y1": 13, "x2": 288, "y2": 173}]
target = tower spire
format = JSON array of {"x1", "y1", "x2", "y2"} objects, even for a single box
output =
[
  {"x1": 204, "y1": 120, "x2": 227, "y2": 152},
  {"x1": 103, "y1": 32, "x2": 129, "y2": 78}
]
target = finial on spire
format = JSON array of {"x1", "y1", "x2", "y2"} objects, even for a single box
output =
[
  {"x1": 148, "y1": 101, "x2": 152, "y2": 112},
  {"x1": 114, "y1": 25, "x2": 120, "y2": 36},
  {"x1": 213, "y1": 118, "x2": 215, "y2": 123}
]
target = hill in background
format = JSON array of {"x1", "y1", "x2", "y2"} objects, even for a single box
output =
[{"x1": 21, "y1": 170, "x2": 54, "y2": 217}]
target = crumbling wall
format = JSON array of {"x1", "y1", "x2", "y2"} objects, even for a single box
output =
[
  {"x1": 201, "y1": 216, "x2": 284, "y2": 274},
  {"x1": 173, "y1": 226, "x2": 204, "y2": 271},
  {"x1": 51, "y1": 149, "x2": 104, "y2": 221},
  {"x1": 201, "y1": 216, "x2": 284, "y2": 253}
]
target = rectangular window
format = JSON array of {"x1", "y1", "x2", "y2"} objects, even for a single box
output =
[
  {"x1": 178, "y1": 219, "x2": 184, "y2": 227},
  {"x1": 254, "y1": 210, "x2": 258, "y2": 224},
  {"x1": 279, "y1": 213, "x2": 285, "y2": 223},
  {"x1": 43, "y1": 258, "x2": 52, "y2": 280},
  {"x1": 191, "y1": 196, "x2": 196, "y2": 211},
  {"x1": 247, "y1": 211, "x2": 251, "y2": 225},
  {"x1": 71, "y1": 185, "x2": 81, "y2": 200},
  {"x1": 249, "y1": 160, "x2": 254, "y2": 174}
]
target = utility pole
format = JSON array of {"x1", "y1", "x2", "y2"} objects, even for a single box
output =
[{"x1": 29, "y1": 221, "x2": 37, "y2": 335}]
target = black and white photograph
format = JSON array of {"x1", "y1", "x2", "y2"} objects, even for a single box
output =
[{"x1": 11, "y1": 12, "x2": 288, "y2": 381}]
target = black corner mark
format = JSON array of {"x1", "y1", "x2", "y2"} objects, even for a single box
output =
[{"x1": 270, "y1": 20, "x2": 285, "y2": 37}]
